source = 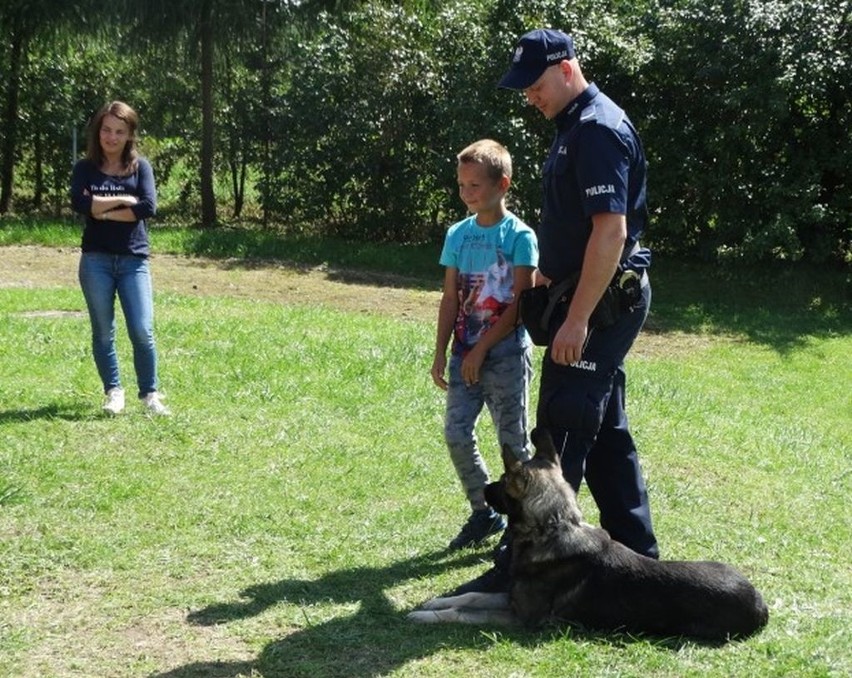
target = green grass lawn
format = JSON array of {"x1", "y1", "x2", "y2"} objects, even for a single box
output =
[{"x1": 0, "y1": 221, "x2": 850, "y2": 677}]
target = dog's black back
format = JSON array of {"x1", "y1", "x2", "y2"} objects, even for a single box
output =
[{"x1": 486, "y1": 428, "x2": 769, "y2": 640}]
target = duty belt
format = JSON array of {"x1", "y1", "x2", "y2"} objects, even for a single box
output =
[{"x1": 540, "y1": 241, "x2": 647, "y2": 331}]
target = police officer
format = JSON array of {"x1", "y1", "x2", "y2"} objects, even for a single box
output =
[
  {"x1": 449, "y1": 28, "x2": 657, "y2": 597},
  {"x1": 500, "y1": 28, "x2": 659, "y2": 560}
]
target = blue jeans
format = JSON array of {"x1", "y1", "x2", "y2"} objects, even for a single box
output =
[
  {"x1": 78, "y1": 252, "x2": 159, "y2": 398},
  {"x1": 444, "y1": 346, "x2": 532, "y2": 509}
]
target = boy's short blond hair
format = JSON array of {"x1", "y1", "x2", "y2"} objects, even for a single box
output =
[{"x1": 457, "y1": 139, "x2": 512, "y2": 183}]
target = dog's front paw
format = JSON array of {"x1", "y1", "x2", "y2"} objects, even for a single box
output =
[
  {"x1": 417, "y1": 596, "x2": 455, "y2": 611},
  {"x1": 407, "y1": 608, "x2": 458, "y2": 623}
]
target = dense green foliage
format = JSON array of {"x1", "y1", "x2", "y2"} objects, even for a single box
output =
[{"x1": 1, "y1": 0, "x2": 849, "y2": 263}]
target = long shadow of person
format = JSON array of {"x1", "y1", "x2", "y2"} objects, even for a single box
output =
[
  {"x1": 150, "y1": 548, "x2": 502, "y2": 678},
  {"x1": 0, "y1": 402, "x2": 94, "y2": 423}
]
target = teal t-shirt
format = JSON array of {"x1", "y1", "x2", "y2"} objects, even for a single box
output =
[{"x1": 439, "y1": 212, "x2": 538, "y2": 355}]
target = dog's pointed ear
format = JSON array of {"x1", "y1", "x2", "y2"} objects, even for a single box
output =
[
  {"x1": 531, "y1": 427, "x2": 559, "y2": 464},
  {"x1": 501, "y1": 444, "x2": 524, "y2": 473}
]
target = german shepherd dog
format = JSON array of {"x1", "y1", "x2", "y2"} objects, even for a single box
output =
[{"x1": 409, "y1": 428, "x2": 769, "y2": 641}]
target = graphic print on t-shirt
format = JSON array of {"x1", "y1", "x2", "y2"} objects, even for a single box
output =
[
  {"x1": 455, "y1": 248, "x2": 514, "y2": 348},
  {"x1": 88, "y1": 178, "x2": 129, "y2": 197}
]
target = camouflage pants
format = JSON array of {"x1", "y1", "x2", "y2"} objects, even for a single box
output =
[{"x1": 444, "y1": 349, "x2": 532, "y2": 510}]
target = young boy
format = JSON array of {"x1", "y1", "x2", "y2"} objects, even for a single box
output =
[{"x1": 431, "y1": 139, "x2": 539, "y2": 550}]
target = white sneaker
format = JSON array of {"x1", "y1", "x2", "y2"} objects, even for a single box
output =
[
  {"x1": 102, "y1": 387, "x2": 125, "y2": 414},
  {"x1": 141, "y1": 392, "x2": 170, "y2": 416}
]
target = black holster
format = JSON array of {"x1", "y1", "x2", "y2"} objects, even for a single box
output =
[{"x1": 519, "y1": 267, "x2": 645, "y2": 346}]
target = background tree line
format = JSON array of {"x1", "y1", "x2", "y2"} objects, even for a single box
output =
[{"x1": 1, "y1": 0, "x2": 849, "y2": 264}]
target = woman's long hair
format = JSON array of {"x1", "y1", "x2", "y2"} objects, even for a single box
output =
[{"x1": 86, "y1": 101, "x2": 140, "y2": 175}]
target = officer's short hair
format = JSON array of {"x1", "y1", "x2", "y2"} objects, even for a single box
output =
[{"x1": 457, "y1": 139, "x2": 512, "y2": 183}]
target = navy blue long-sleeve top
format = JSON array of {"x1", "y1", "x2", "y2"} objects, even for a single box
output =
[{"x1": 70, "y1": 157, "x2": 157, "y2": 257}]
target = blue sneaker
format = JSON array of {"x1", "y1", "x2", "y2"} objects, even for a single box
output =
[{"x1": 448, "y1": 508, "x2": 506, "y2": 550}]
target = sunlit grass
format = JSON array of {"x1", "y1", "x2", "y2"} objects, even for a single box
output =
[{"x1": 0, "y1": 237, "x2": 849, "y2": 677}]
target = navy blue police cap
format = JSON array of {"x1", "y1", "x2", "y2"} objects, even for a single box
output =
[{"x1": 498, "y1": 29, "x2": 576, "y2": 90}]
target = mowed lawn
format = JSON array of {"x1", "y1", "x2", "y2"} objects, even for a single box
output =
[{"x1": 0, "y1": 240, "x2": 849, "y2": 678}]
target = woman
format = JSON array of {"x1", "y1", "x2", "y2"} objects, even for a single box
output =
[{"x1": 71, "y1": 101, "x2": 169, "y2": 415}]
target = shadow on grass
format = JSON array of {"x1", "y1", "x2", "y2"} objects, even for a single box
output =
[
  {"x1": 170, "y1": 226, "x2": 442, "y2": 291},
  {"x1": 152, "y1": 549, "x2": 717, "y2": 678},
  {"x1": 172, "y1": 229, "x2": 850, "y2": 353},
  {"x1": 5, "y1": 225, "x2": 847, "y2": 350},
  {"x1": 206, "y1": 255, "x2": 440, "y2": 293},
  {"x1": 151, "y1": 549, "x2": 502, "y2": 678},
  {"x1": 170, "y1": 244, "x2": 850, "y2": 352},
  {"x1": 641, "y1": 260, "x2": 850, "y2": 354},
  {"x1": 0, "y1": 403, "x2": 94, "y2": 423}
]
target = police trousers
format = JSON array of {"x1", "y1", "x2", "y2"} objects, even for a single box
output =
[{"x1": 536, "y1": 279, "x2": 659, "y2": 559}]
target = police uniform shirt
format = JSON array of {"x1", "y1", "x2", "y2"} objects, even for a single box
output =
[{"x1": 538, "y1": 83, "x2": 649, "y2": 283}]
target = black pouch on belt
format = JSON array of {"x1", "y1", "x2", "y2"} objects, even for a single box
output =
[
  {"x1": 518, "y1": 274, "x2": 578, "y2": 346},
  {"x1": 519, "y1": 269, "x2": 641, "y2": 343},
  {"x1": 519, "y1": 242, "x2": 649, "y2": 345}
]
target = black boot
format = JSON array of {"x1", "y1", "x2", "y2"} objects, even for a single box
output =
[{"x1": 448, "y1": 532, "x2": 513, "y2": 595}]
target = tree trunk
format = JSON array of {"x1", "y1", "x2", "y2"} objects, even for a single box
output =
[
  {"x1": 199, "y1": 0, "x2": 217, "y2": 227},
  {"x1": 230, "y1": 158, "x2": 246, "y2": 218},
  {"x1": 0, "y1": 29, "x2": 26, "y2": 214}
]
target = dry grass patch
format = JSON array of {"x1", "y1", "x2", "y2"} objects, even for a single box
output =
[
  {"x1": 6, "y1": 571, "x2": 256, "y2": 678},
  {"x1": 1, "y1": 245, "x2": 717, "y2": 358}
]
